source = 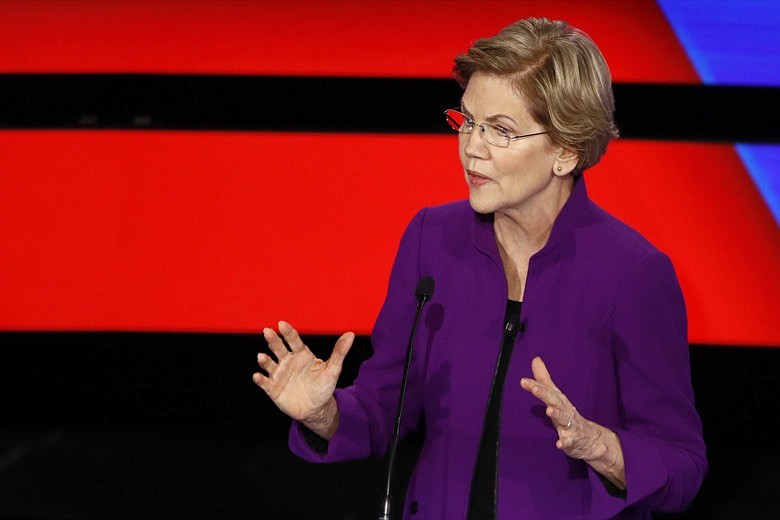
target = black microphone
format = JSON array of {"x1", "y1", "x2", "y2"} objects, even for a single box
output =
[
  {"x1": 415, "y1": 276, "x2": 434, "y2": 303},
  {"x1": 380, "y1": 276, "x2": 435, "y2": 520}
]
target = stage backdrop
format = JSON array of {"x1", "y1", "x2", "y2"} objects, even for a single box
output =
[{"x1": 1, "y1": 0, "x2": 778, "y2": 346}]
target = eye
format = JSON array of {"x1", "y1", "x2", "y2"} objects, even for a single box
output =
[{"x1": 493, "y1": 124, "x2": 512, "y2": 137}]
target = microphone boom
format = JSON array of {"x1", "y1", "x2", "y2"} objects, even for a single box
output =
[{"x1": 380, "y1": 276, "x2": 435, "y2": 520}]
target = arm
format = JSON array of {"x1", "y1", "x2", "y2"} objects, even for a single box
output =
[
  {"x1": 288, "y1": 208, "x2": 428, "y2": 462},
  {"x1": 609, "y1": 251, "x2": 707, "y2": 511},
  {"x1": 521, "y1": 252, "x2": 707, "y2": 512}
]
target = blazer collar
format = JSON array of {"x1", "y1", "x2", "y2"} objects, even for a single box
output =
[{"x1": 470, "y1": 178, "x2": 591, "y2": 262}]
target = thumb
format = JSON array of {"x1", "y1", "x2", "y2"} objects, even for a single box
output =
[{"x1": 327, "y1": 331, "x2": 356, "y2": 374}]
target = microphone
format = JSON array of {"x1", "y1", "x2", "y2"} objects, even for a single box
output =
[
  {"x1": 415, "y1": 276, "x2": 434, "y2": 303},
  {"x1": 380, "y1": 276, "x2": 435, "y2": 520}
]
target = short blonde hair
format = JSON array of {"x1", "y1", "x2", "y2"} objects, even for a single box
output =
[{"x1": 454, "y1": 17, "x2": 619, "y2": 173}]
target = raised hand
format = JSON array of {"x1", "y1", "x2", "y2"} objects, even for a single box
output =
[
  {"x1": 520, "y1": 356, "x2": 626, "y2": 489},
  {"x1": 253, "y1": 320, "x2": 355, "y2": 441}
]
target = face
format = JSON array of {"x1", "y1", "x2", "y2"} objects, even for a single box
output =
[{"x1": 459, "y1": 72, "x2": 575, "y2": 218}]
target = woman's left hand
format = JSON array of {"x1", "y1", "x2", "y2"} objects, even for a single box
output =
[{"x1": 520, "y1": 356, "x2": 626, "y2": 489}]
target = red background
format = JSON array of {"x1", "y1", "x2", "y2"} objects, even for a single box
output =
[{"x1": 1, "y1": 0, "x2": 778, "y2": 345}]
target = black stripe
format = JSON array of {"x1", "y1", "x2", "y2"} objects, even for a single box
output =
[
  {"x1": 1, "y1": 74, "x2": 778, "y2": 142},
  {"x1": 0, "y1": 331, "x2": 778, "y2": 520}
]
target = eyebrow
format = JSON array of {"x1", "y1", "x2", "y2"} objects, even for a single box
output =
[{"x1": 460, "y1": 102, "x2": 520, "y2": 127}]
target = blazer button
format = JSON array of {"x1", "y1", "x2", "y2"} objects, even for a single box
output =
[{"x1": 410, "y1": 500, "x2": 419, "y2": 515}]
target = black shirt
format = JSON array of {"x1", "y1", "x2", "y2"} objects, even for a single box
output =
[{"x1": 466, "y1": 299, "x2": 522, "y2": 520}]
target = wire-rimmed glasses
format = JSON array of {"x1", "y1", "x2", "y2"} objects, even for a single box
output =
[{"x1": 444, "y1": 108, "x2": 550, "y2": 148}]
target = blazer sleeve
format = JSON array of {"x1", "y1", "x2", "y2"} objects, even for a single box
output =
[
  {"x1": 289, "y1": 208, "x2": 427, "y2": 462},
  {"x1": 592, "y1": 251, "x2": 707, "y2": 513}
]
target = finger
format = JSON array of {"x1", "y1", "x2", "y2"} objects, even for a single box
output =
[
  {"x1": 531, "y1": 356, "x2": 558, "y2": 390},
  {"x1": 521, "y1": 380, "x2": 552, "y2": 406},
  {"x1": 256, "y1": 352, "x2": 278, "y2": 378},
  {"x1": 547, "y1": 405, "x2": 572, "y2": 430},
  {"x1": 264, "y1": 327, "x2": 290, "y2": 360},
  {"x1": 524, "y1": 377, "x2": 567, "y2": 409},
  {"x1": 531, "y1": 357, "x2": 560, "y2": 393},
  {"x1": 556, "y1": 438, "x2": 575, "y2": 451},
  {"x1": 278, "y1": 320, "x2": 306, "y2": 353},
  {"x1": 252, "y1": 371, "x2": 271, "y2": 390},
  {"x1": 326, "y1": 332, "x2": 356, "y2": 374},
  {"x1": 519, "y1": 376, "x2": 537, "y2": 392}
]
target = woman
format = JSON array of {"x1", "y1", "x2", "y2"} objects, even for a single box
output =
[{"x1": 253, "y1": 17, "x2": 707, "y2": 519}]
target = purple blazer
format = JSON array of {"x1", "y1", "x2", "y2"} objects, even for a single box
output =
[{"x1": 290, "y1": 180, "x2": 707, "y2": 519}]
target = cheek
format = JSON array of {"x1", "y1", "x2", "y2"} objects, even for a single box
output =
[
  {"x1": 458, "y1": 142, "x2": 468, "y2": 167},
  {"x1": 495, "y1": 156, "x2": 547, "y2": 187},
  {"x1": 494, "y1": 155, "x2": 520, "y2": 177},
  {"x1": 507, "y1": 149, "x2": 555, "y2": 176}
]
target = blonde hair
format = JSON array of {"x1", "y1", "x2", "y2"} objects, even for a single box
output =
[{"x1": 453, "y1": 17, "x2": 619, "y2": 173}]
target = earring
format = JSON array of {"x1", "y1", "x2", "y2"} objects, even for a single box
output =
[{"x1": 556, "y1": 166, "x2": 562, "y2": 172}]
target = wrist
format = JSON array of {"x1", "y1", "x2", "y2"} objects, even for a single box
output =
[
  {"x1": 302, "y1": 397, "x2": 339, "y2": 441},
  {"x1": 584, "y1": 426, "x2": 626, "y2": 490}
]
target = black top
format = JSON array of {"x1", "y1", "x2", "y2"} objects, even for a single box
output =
[{"x1": 466, "y1": 299, "x2": 522, "y2": 520}]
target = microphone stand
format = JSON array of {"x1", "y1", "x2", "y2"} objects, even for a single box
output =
[{"x1": 379, "y1": 285, "x2": 432, "y2": 520}]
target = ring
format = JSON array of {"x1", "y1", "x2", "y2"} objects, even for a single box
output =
[{"x1": 562, "y1": 418, "x2": 572, "y2": 430}]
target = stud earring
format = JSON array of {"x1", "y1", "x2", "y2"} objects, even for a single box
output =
[{"x1": 556, "y1": 166, "x2": 562, "y2": 172}]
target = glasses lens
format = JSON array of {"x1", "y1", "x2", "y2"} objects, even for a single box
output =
[
  {"x1": 445, "y1": 109, "x2": 467, "y2": 132},
  {"x1": 483, "y1": 124, "x2": 509, "y2": 148}
]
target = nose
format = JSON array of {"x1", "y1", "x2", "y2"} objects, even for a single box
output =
[{"x1": 462, "y1": 124, "x2": 489, "y2": 158}]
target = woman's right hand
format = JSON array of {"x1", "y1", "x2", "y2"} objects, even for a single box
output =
[{"x1": 252, "y1": 320, "x2": 355, "y2": 441}]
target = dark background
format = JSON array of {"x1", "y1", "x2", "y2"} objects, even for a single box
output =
[{"x1": 1, "y1": 332, "x2": 778, "y2": 519}]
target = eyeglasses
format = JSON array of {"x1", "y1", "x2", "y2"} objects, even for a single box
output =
[{"x1": 444, "y1": 108, "x2": 550, "y2": 148}]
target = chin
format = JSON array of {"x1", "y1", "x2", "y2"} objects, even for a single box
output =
[{"x1": 468, "y1": 195, "x2": 496, "y2": 215}]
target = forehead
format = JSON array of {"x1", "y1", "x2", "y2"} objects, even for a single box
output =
[{"x1": 461, "y1": 73, "x2": 531, "y2": 120}]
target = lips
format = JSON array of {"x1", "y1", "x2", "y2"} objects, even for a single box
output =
[{"x1": 467, "y1": 170, "x2": 492, "y2": 187}]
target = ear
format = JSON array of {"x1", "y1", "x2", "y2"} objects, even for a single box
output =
[{"x1": 553, "y1": 149, "x2": 579, "y2": 177}]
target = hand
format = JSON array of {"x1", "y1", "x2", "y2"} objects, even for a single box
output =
[
  {"x1": 253, "y1": 320, "x2": 355, "y2": 441},
  {"x1": 520, "y1": 356, "x2": 625, "y2": 489}
]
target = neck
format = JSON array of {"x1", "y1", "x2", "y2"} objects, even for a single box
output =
[{"x1": 493, "y1": 177, "x2": 573, "y2": 256}]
